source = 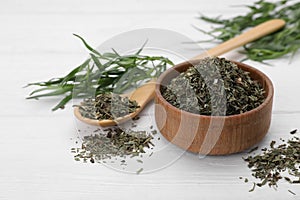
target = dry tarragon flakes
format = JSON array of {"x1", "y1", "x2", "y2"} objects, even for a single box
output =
[
  {"x1": 243, "y1": 129, "x2": 300, "y2": 194},
  {"x1": 75, "y1": 93, "x2": 140, "y2": 120},
  {"x1": 161, "y1": 57, "x2": 265, "y2": 116},
  {"x1": 71, "y1": 127, "x2": 154, "y2": 164}
]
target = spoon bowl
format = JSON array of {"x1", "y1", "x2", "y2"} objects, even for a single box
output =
[{"x1": 74, "y1": 80, "x2": 156, "y2": 126}]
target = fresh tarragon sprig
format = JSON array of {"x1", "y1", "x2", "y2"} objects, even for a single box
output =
[
  {"x1": 196, "y1": 0, "x2": 300, "y2": 62},
  {"x1": 26, "y1": 34, "x2": 173, "y2": 111}
]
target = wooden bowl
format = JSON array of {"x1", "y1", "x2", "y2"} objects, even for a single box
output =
[{"x1": 154, "y1": 59, "x2": 274, "y2": 155}]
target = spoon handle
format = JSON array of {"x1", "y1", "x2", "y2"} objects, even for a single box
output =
[
  {"x1": 192, "y1": 19, "x2": 285, "y2": 60},
  {"x1": 129, "y1": 79, "x2": 156, "y2": 107}
]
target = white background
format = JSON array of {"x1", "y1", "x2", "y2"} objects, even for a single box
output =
[{"x1": 1, "y1": 0, "x2": 300, "y2": 199}]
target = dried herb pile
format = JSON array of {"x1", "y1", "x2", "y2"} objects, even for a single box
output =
[
  {"x1": 72, "y1": 127, "x2": 154, "y2": 163},
  {"x1": 197, "y1": 0, "x2": 300, "y2": 62},
  {"x1": 75, "y1": 93, "x2": 140, "y2": 120},
  {"x1": 243, "y1": 129, "x2": 300, "y2": 194},
  {"x1": 161, "y1": 57, "x2": 265, "y2": 116}
]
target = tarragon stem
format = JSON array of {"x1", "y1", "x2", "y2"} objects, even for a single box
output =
[
  {"x1": 196, "y1": 0, "x2": 300, "y2": 62},
  {"x1": 26, "y1": 35, "x2": 173, "y2": 111}
]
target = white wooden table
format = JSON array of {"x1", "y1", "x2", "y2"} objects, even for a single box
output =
[{"x1": 1, "y1": 0, "x2": 299, "y2": 199}]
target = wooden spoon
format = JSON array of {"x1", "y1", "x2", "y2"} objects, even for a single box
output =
[
  {"x1": 74, "y1": 80, "x2": 156, "y2": 126},
  {"x1": 192, "y1": 19, "x2": 285, "y2": 60},
  {"x1": 74, "y1": 19, "x2": 285, "y2": 127}
]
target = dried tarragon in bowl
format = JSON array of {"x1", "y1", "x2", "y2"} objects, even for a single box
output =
[
  {"x1": 161, "y1": 57, "x2": 265, "y2": 116},
  {"x1": 74, "y1": 93, "x2": 140, "y2": 120}
]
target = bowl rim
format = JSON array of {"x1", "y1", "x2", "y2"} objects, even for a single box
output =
[{"x1": 155, "y1": 59, "x2": 274, "y2": 119}]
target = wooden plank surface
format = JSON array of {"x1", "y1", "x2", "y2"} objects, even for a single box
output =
[{"x1": 1, "y1": 0, "x2": 299, "y2": 199}]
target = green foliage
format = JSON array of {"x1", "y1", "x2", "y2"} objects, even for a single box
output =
[
  {"x1": 26, "y1": 35, "x2": 173, "y2": 111},
  {"x1": 197, "y1": 0, "x2": 300, "y2": 62}
]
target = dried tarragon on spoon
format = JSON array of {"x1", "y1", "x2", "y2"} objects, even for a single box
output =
[{"x1": 74, "y1": 93, "x2": 140, "y2": 120}]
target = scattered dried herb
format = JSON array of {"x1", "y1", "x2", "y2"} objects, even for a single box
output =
[
  {"x1": 248, "y1": 146, "x2": 259, "y2": 154},
  {"x1": 288, "y1": 190, "x2": 296, "y2": 195},
  {"x1": 196, "y1": 0, "x2": 300, "y2": 62},
  {"x1": 151, "y1": 129, "x2": 158, "y2": 135},
  {"x1": 136, "y1": 168, "x2": 143, "y2": 174},
  {"x1": 26, "y1": 34, "x2": 173, "y2": 111},
  {"x1": 243, "y1": 129, "x2": 300, "y2": 193},
  {"x1": 290, "y1": 129, "x2": 297, "y2": 134},
  {"x1": 161, "y1": 57, "x2": 265, "y2": 116},
  {"x1": 72, "y1": 127, "x2": 154, "y2": 163},
  {"x1": 133, "y1": 116, "x2": 140, "y2": 121},
  {"x1": 249, "y1": 183, "x2": 256, "y2": 192},
  {"x1": 74, "y1": 93, "x2": 140, "y2": 120}
]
